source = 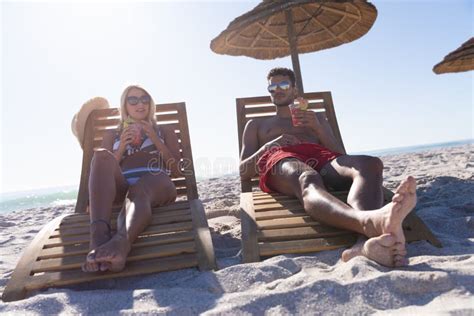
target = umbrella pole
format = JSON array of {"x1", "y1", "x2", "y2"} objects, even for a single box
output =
[{"x1": 285, "y1": 9, "x2": 304, "y2": 95}]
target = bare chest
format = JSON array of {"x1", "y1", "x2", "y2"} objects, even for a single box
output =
[{"x1": 257, "y1": 118, "x2": 320, "y2": 146}]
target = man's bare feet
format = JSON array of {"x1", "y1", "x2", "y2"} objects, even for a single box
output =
[
  {"x1": 91, "y1": 234, "x2": 132, "y2": 272},
  {"x1": 82, "y1": 221, "x2": 112, "y2": 272},
  {"x1": 342, "y1": 234, "x2": 408, "y2": 267},
  {"x1": 363, "y1": 176, "x2": 417, "y2": 243}
]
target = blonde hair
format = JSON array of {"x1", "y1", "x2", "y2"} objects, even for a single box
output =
[{"x1": 119, "y1": 85, "x2": 157, "y2": 124}]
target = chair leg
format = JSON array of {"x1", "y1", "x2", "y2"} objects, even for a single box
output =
[
  {"x1": 240, "y1": 192, "x2": 260, "y2": 263},
  {"x1": 190, "y1": 199, "x2": 217, "y2": 270}
]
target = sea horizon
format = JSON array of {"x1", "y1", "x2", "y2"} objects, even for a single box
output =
[{"x1": 1, "y1": 138, "x2": 472, "y2": 215}]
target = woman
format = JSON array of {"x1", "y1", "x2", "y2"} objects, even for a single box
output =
[{"x1": 82, "y1": 85, "x2": 181, "y2": 273}]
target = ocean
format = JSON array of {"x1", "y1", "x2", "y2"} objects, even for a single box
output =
[{"x1": 0, "y1": 139, "x2": 472, "y2": 215}]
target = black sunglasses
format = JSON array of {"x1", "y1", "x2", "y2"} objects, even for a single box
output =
[{"x1": 127, "y1": 95, "x2": 151, "y2": 106}]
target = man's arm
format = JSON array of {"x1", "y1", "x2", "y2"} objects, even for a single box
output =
[
  {"x1": 239, "y1": 119, "x2": 269, "y2": 181},
  {"x1": 312, "y1": 112, "x2": 344, "y2": 153},
  {"x1": 296, "y1": 110, "x2": 344, "y2": 153}
]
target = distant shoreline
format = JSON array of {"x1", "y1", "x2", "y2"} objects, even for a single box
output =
[
  {"x1": 352, "y1": 138, "x2": 472, "y2": 157},
  {"x1": 1, "y1": 140, "x2": 472, "y2": 215}
]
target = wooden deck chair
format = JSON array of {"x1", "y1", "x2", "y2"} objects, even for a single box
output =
[
  {"x1": 237, "y1": 92, "x2": 442, "y2": 263},
  {"x1": 2, "y1": 102, "x2": 216, "y2": 302}
]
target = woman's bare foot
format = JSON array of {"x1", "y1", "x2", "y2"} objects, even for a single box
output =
[
  {"x1": 92, "y1": 233, "x2": 132, "y2": 272},
  {"x1": 82, "y1": 221, "x2": 112, "y2": 272},
  {"x1": 363, "y1": 176, "x2": 417, "y2": 243},
  {"x1": 342, "y1": 234, "x2": 408, "y2": 267}
]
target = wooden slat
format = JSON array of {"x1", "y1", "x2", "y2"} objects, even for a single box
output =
[
  {"x1": 158, "y1": 122, "x2": 180, "y2": 131},
  {"x1": 32, "y1": 241, "x2": 196, "y2": 273},
  {"x1": 52, "y1": 213, "x2": 192, "y2": 237},
  {"x1": 58, "y1": 209, "x2": 191, "y2": 230},
  {"x1": 93, "y1": 140, "x2": 103, "y2": 148},
  {"x1": 172, "y1": 178, "x2": 187, "y2": 188},
  {"x1": 253, "y1": 192, "x2": 348, "y2": 205},
  {"x1": 176, "y1": 188, "x2": 187, "y2": 196},
  {"x1": 155, "y1": 113, "x2": 179, "y2": 122},
  {"x1": 133, "y1": 231, "x2": 195, "y2": 247},
  {"x1": 259, "y1": 235, "x2": 357, "y2": 257},
  {"x1": 253, "y1": 196, "x2": 296, "y2": 204},
  {"x1": 254, "y1": 209, "x2": 306, "y2": 220},
  {"x1": 244, "y1": 106, "x2": 276, "y2": 116},
  {"x1": 1, "y1": 215, "x2": 67, "y2": 302},
  {"x1": 257, "y1": 216, "x2": 318, "y2": 230},
  {"x1": 55, "y1": 213, "x2": 191, "y2": 240},
  {"x1": 39, "y1": 243, "x2": 89, "y2": 260},
  {"x1": 244, "y1": 102, "x2": 325, "y2": 116},
  {"x1": 176, "y1": 103, "x2": 198, "y2": 200},
  {"x1": 240, "y1": 192, "x2": 260, "y2": 262},
  {"x1": 38, "y1": 231, "x2": 195, "y2": 260},
  {"x1": 321, "y1": 91, "x2": 346, "y2": 154},
  {"x1": 75, "y1": 114, "x2": 96, "y2": 213},
  {"x1": 92, "y1": 108, "x2": 120, "y2": 117},
  {"x1": 252, "y1": 192, "x2": 284, "y2": 198},
  {"x1": 153, "y1": 103, "x2": 182, "y2": 113},
  {"x1": 45, "y1": 221, "x2": 193, "y2": 248},
  {"x1": 236, "y1": 98, "x2": 248, "y2": 193},
  {"x1": 254, "y1": 201, "x2": 303, "y2": 212},
  {"x1": 62, "y1": 201, "x2": 191, "y2": 225},
  {"x1": 258, "y1": 226, "x2": 354, "y2": 242},
  {"x1": 93, "y1": 119, "x2": 120, "y2": 127},
  {"x1": 25, "y1": 254, "x2": 198, "y2": 292},
  {"x1": 93, "y1": 129, "x2": 110, "y2": 138},
  {"x1": 190, "y1": 199, "x2": 216, "y2": 270}
]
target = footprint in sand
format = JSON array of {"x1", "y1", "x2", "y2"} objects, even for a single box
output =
[
  {"x1": 0, "y1": 221, "x2": 16, "y2": 227},
  {"x1": 0, "y1": 235, "x2": 15, "y2": 245}
]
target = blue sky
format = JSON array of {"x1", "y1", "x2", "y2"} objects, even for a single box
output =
[{"x1": 1, "y1": 0, "x2": 472, "y2": 193}]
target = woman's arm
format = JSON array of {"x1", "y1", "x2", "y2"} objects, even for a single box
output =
[
  {"x1": 102, "y1": 128, "x2": 132, "y2": 162},
  {"x1": 142, "y1": 122, "x2": 182, "y2": 177}
]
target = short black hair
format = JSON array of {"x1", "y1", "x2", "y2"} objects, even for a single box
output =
[{"x1": 267, "y1": 67, "x2": 296, "y2": 87}]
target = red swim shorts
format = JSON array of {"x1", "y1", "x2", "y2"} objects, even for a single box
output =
[{"x1": 257, "y1": 143, "x2": 343, "y2": 193}]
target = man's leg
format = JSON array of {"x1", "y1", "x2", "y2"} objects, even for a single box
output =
[
  {"x1": 265, "y1": 158, "x2": 416, "y2": 267},
  {"x1": 319, "y1": 155, "x2": 384, "y2": 209},
  {"x1": 92, "y1": 172, "x2": 177, "y2": 272},
  {"x1": 322, "y1": 155, "x2": 408, "y2": 265}
]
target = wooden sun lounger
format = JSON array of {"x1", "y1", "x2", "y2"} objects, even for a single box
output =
[
  {"x1": 2, "y1": 102, "x2": 216, "y2": 302},
  {"x1": 236, "y1": 92, "x2": 442, "y2": 263}
]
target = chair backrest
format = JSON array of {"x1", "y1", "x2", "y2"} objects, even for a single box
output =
[
  {"x1": 75, "y1": 102, "x2": 198, "y2": 213},
  {"x1": 236, "y1": 91, "x2": 346, "y2": 192}
]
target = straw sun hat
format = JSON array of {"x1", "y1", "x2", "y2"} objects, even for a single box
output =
[{"x1": 71, "y1": 97, "x2": 110, "y2": 149}]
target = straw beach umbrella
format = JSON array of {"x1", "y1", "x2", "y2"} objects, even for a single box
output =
[
  {"x1": 211, "y1": 0, "x2": 377, "y2": 93},
  {"x1": 433, "y1": 37, "x2": 474, "y2": 74}
]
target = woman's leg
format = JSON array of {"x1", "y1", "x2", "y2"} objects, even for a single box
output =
[
  {"x1": 82, "y1": 149, "x2": 128, "y2": 272},
  {"x1": 93, "y1": 171, "x2": 177, "y2": 272}
]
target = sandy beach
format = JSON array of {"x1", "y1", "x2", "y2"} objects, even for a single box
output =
[{"x1": 0, "y1": 144, "x2": 473, "y2": 314}]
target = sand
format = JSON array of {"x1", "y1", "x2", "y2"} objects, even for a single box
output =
[{"x1": 0, "y1": 144, "x2": 473, "y2": 314}]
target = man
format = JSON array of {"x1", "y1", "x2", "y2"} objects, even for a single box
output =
[{"x1": 239, "y1": 67, "x2": 416, "y2": 267}]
